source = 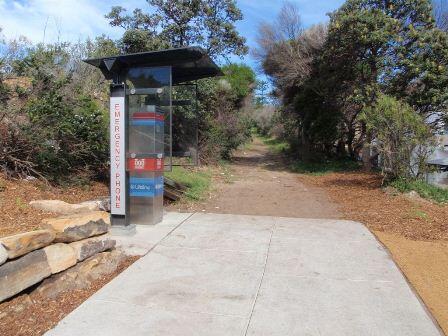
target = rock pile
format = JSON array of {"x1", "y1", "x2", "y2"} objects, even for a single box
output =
[{"x1": 0, "y1": 211, "x2": 115, "y2": 303}]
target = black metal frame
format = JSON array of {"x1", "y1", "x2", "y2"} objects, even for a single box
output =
[{"x1": 171, "y1": 82, "x2": 199, "y2": 166}]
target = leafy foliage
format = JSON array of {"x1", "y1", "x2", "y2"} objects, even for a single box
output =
[
  {"x1": 196, "y1": 73, "x2": 254, "y2": 161},
  {"x1": 257, "y1": 0, "x2": 448, "y2": 182},
  {"x1": 106, "y1": 0, "x2": 248, "y2": 58},
  {"x1": 0, "y1": 36, "x2": 112, "y2": 182},
  {"x1": 363, "y1": 94, "x2": 434, "y2": 181},
  {"x1": 221, "y1": 63, "x2": 255, "y2": 103}
]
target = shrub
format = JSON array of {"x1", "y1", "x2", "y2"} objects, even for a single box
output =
[
  {"x1": 25, "y1": 91, "x2": 108, "y2": 181},
  {"x1": 363, "y1": 94, "x2": 434, "y2": 181}
]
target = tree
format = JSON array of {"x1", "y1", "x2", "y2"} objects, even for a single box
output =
[
  {"x1": 254, "y1": 3, "x2": 326, "y2": 93},
  {"x1": 221, "y1": 63, "x2": 256, "y2": 104},
  {"x1": 320, "y1": 0, "x2": 448, "y2": 159},
  {"x1": 255, "y1": 80, "x2": 269, "y2": 106},
  {"x1": 255, "y1": 0, "x2": 448, "y2": 166},
  {"x1": 106, "y1": 0, "x2": 248, "y2": 58},
  {"x1": 254, "y1": 2, "x2": 329, "y2": 159}
]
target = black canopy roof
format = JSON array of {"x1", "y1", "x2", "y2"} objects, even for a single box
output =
[{"x1": 83, "y1": 47, "x2": 222, "y2": 84}]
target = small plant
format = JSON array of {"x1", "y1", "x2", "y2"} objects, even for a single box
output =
[
  {"x1": 408, "y1": 208, "x2": 428, "y2": 221},
  {"x1": 390, "y1": 179, "x2": 448, "y2": 203},
  {"x1": 291, "y1": 159, "x2": 361, "y2": 175},
  {"x1": 15, "y1": 197, "x2": 27, "y2": 209}
]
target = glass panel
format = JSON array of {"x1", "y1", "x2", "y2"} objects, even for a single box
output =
[
  {"x1": 171, "y1": 83, "x2": 199, "y2": 166},
  {"x1": 125, "y1": 66, "x2": 171, "y2": 225}
]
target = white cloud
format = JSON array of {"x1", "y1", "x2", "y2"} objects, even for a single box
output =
[{"x1": 0, "y1": 0, "x2": 146, "y2": 43}]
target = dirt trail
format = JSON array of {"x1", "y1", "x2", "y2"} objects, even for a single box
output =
[{"x1": 194, "y1": 137, "x2": 340, "y2": 218}]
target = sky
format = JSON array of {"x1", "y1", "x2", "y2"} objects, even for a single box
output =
[{"x1": 0, "y1": 0, "x2": 345, "y2": 70}]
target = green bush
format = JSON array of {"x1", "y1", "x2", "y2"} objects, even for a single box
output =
[
  {"x1": 196, "y1": 68, "x2": 255, "y2": 163},
  {"x1": 25, "y1": 91, "x2": 109, "y2": 181},
  {"x1": 363, "y1": 94, "x2": 434, "y2": 181},
  {"x1": 259, "y1": 135, "x2": 291, "y2": 154}
]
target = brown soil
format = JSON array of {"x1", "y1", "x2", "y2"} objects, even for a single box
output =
[
  {"x1": 172, "y1": 137, "x2": 341, "y2": 218},
  {"x1": 375, "y1": 232, "x2": 448, "y2": 333},
  {"x1": 300, "y1": 172, "x2": 448, "y2": 241},
  {"x1": 0, "y1": 175, "x2": 109, "y2": 237},
  {"x1": 179, "y1": 137, "x2": 448, "y2": 334},
  {"x1": 0, "y1": 255, "x2": 138, "y2": 336}
]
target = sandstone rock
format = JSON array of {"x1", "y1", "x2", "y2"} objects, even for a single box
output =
[
  {"x1": 405, "y1": 190, "x2": 430, "y2": 203},
  {"x1": 43, "y1": 243, "x2": 77, "y2": 274},
  {"x1": 0, "y1": 230, "x2": 56, "y2": 259},
  {"x1": 95, "y1": 197, "x2": 111, "y2": 212},
  {"x1": 29, "y1": 200, "x2": 100, "y2": 215},
  {"x1": 37, "y1": 250, "x2": 126, "y2": 299},
  {"x1": 43, "y1": 211, "x2": 110, "y2": 243},
  {"x1": 0, "y1": 244, "x2": 7, "y2": 266},
  {"x1": 70, "y1": 236, "x2": 116, "y2": 261},
  {"x1": 383, "y1": 186, "x2": 399, "y2": 196},
  {"x1": 0, "y1": 249, "x2": 51, "y2": 302}
]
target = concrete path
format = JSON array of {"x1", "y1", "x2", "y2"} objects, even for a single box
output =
[{"x1": 46, "y1": 212, "x2": 441, "y2": 336}]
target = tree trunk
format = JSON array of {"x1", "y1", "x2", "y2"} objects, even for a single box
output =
[
  {"x1": 362, "y1": 130, "x2": 373, "y2": 171},
  {"x1": 298, "y1": 128, "x2": 311, "y2": 162}
]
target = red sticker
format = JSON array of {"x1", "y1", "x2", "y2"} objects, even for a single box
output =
[{"x1": 128, "y1": 158, "x2": 164, "y2": 172}]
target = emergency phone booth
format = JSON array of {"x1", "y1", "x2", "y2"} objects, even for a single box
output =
[{"x1": 84, "y1": 47, "x2": 222, "y2": 228}]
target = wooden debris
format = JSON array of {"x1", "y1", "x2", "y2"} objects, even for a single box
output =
[{"x1": 164, "y1": 178, "x2": 186, "y2": 202}]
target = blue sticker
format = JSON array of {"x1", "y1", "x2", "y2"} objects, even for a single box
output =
[
  {"x1": 130, "y1": 120, "x2": 165, "y2": 127},
  {"x1": 130, "y1": 177, "x2": 164, "y2": 197}
]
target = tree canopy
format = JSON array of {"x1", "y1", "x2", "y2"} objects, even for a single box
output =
[
  {"x1": 106, "y1": 0, "x2": 248, "y2": 58},
  {"x1": 257, "y1": 0, "x2": 448, "y2": 172}
]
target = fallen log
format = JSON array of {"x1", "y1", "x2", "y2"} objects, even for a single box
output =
[{"x1": 164, "y1": 178, "x2": 187, "y2": 202}]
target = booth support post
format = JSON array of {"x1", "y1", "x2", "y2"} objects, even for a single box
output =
[{"x1": 109, "y1": 82, "x2": 133, "y2": 232}]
